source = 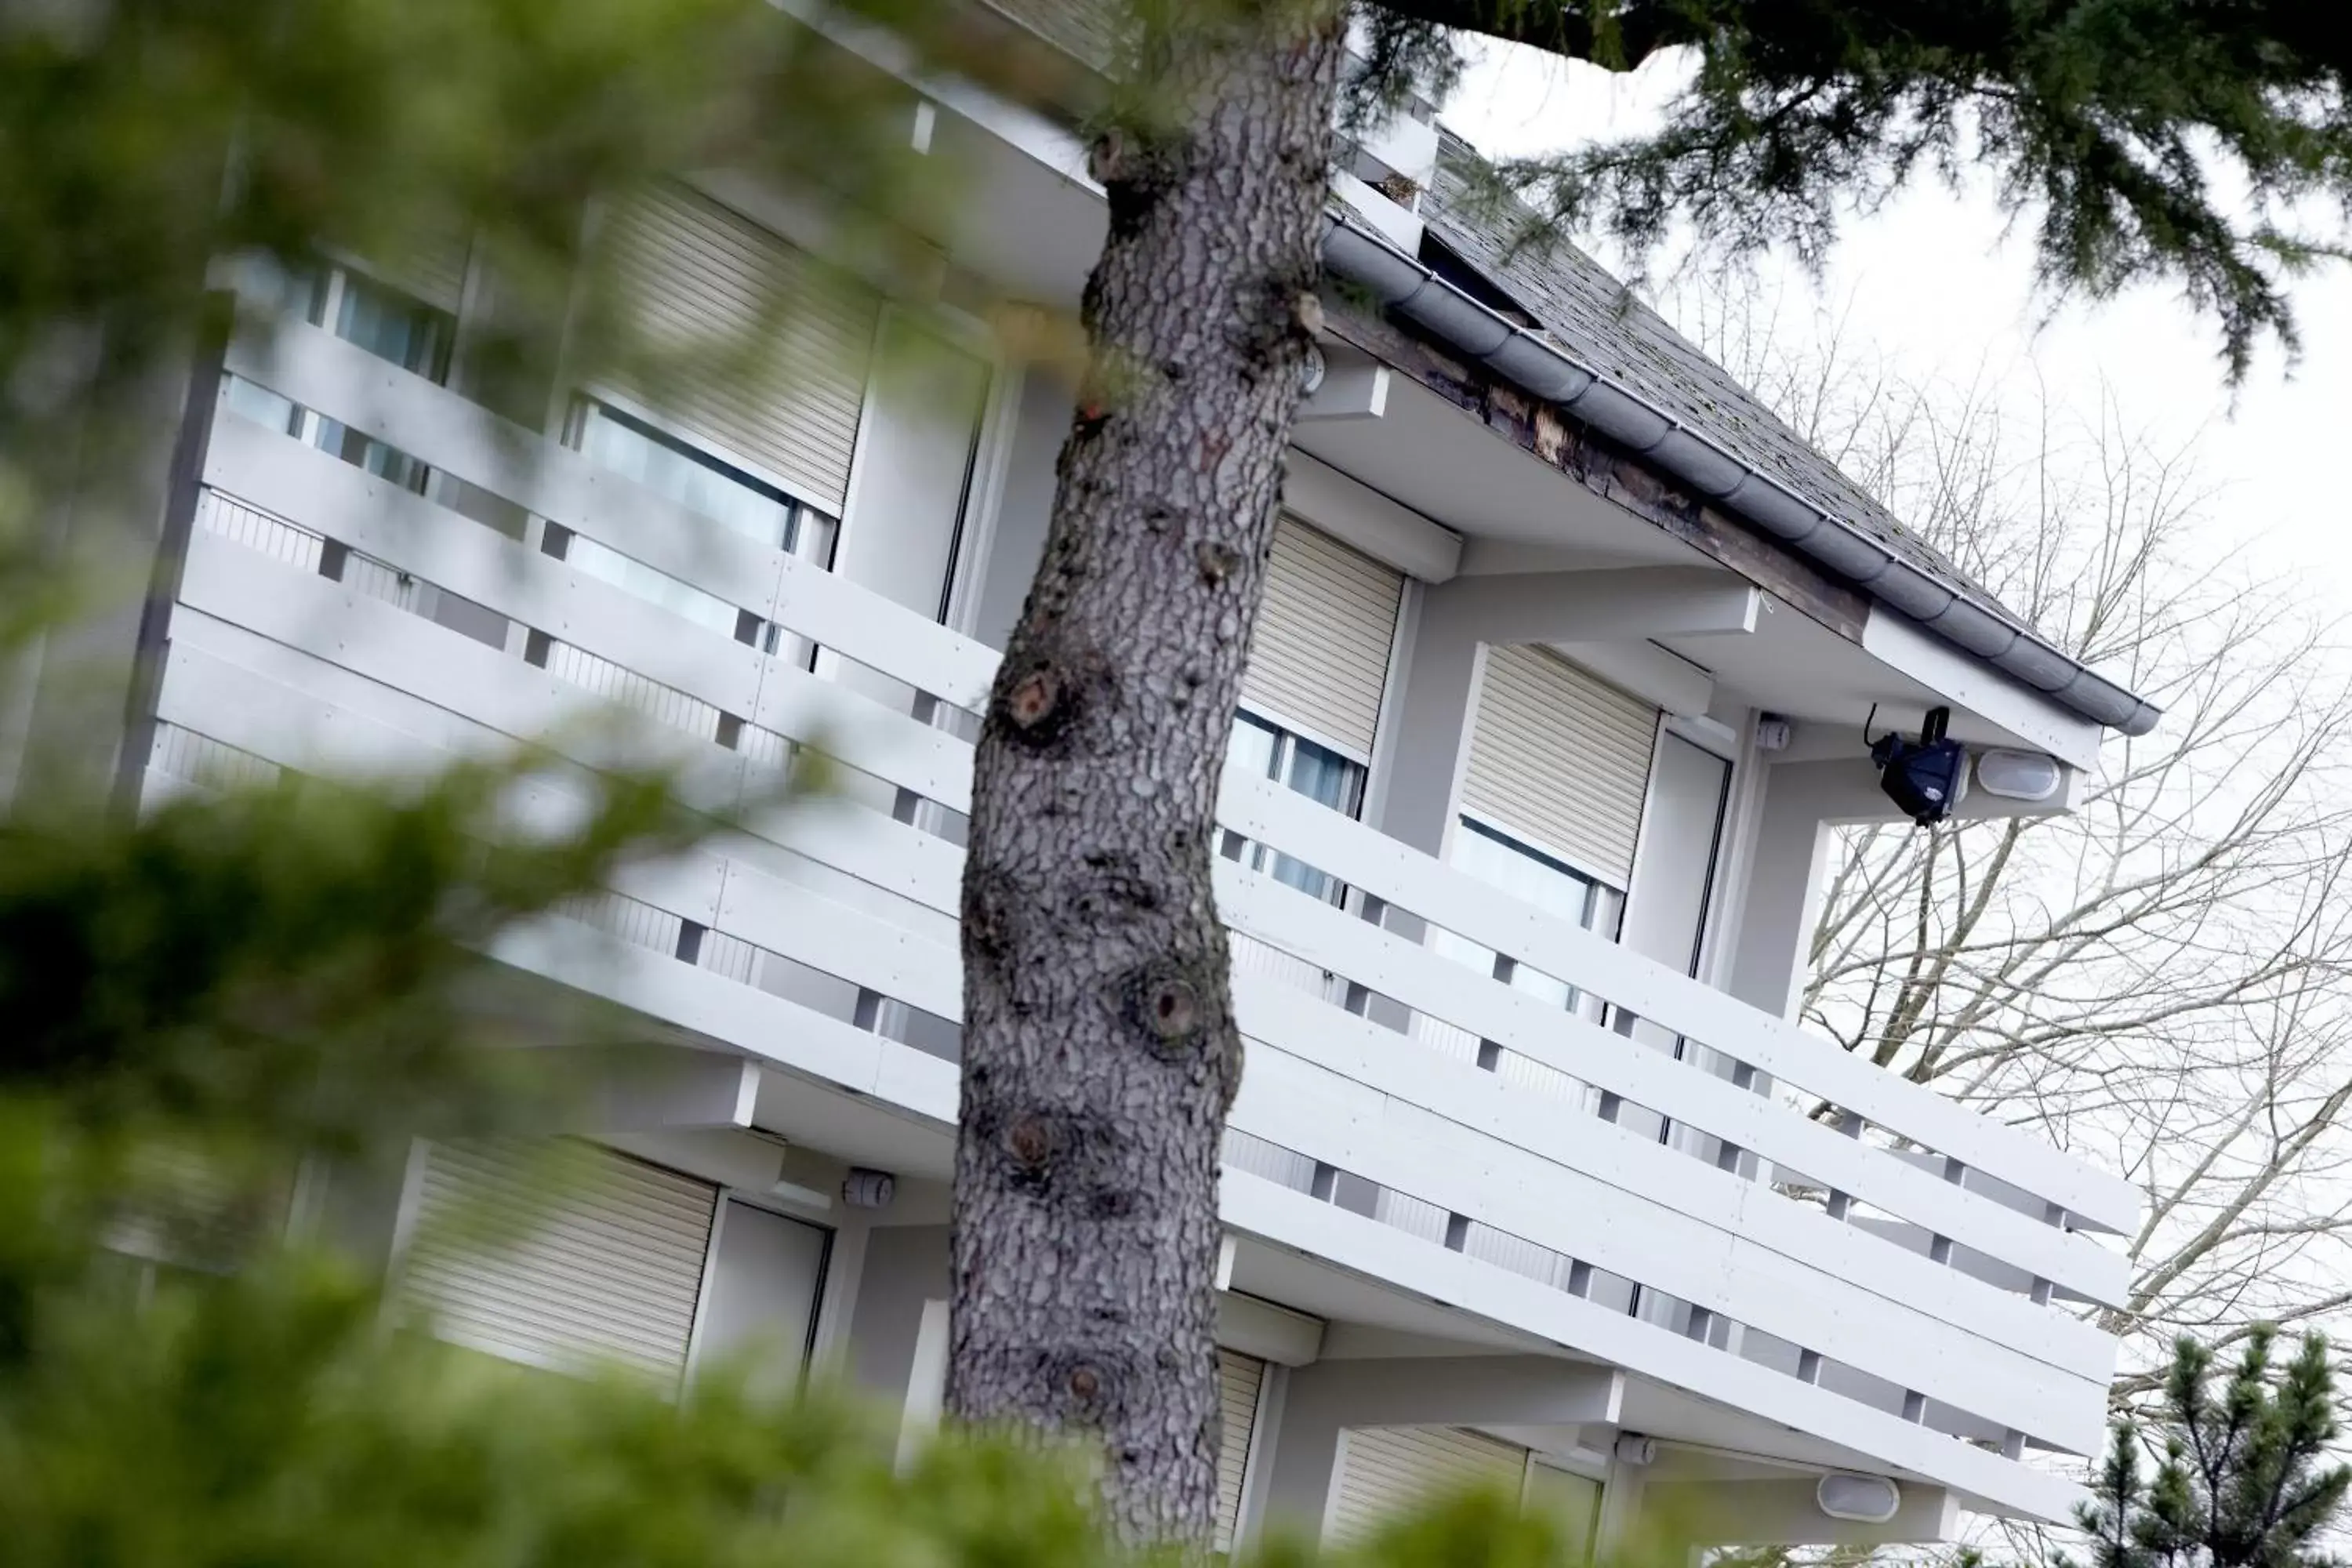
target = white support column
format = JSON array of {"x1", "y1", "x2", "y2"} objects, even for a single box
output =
[
  {"x1": 1356, "y1": 578, "x2": 1485, "y2": 1036},
  {"x1": 1366, "y1": 579, "x2": 1489, "y2": 858},
  {"x1": 895, "y1": 1297, "x2": 951, "y2": 1472},
  {"x1": 1592, "y1": 1446, "x2": 1651, "y2": 1558},
  {"x1": 840, "y1": 1222, "x2": 949, "y2": 1402},
  {"x1": 1721, "y1": 753, "x2": 2080, "y2": 1022},
  {"x1": 1722, "y1": 762, "x2": 1846, "y2": 1022}
]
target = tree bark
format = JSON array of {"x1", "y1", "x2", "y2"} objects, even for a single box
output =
[{"x1": 948, "y1": 1, "x2": 1348, "y2": 1544}]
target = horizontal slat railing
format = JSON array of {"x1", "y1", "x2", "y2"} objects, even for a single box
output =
[
  {"x1": 160, "y1": 607, "x2": 958, "y2": 989},
  {"x1": 158, "y1": 579, "x2": 967, "y2": 942},
  {"x1": 1228, "y1": 971, "x2": 2112, "y2": 1376},
  {"x1": 1225, "y1": 1035, "x2": 2106, "y2": 1455},
  {"x1": 1222, "y1": 1174, "x2": 2086, "y2": 1525},
  {"x1": 1218, "y1": 771, "x2": 2140, "y2": 1237},
  {"x1": 201, "y1": 428, "x2": 980, "y2": 811},
  {"x1": 1212, "y1": 833, "x2": 2125, "y2": 1305},
  {"x1": 222, "y1": 322, "x2": 992, "y2": 710},
  {"x1": 176, "y1": 322, "x2": 2137, "y2": 1487},
  {"x1": 170, "y1": 532, "x2": 2123, "y2": 1331}
]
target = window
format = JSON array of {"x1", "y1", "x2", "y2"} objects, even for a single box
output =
[
  {"x1": 573, "y1": 401, "x2": 832, "y2": 560},
  {"x1": 238, "y1": 252, "x2": 456, "y2": 381},
  {"x1": 304, "y1": 267, "x2": 453, "y2": 485},
  {"x1": 1432, "y1": 817, "x2": 1624, "y2": 1016},
  {"x1": 223, "y1": 263, "x2": 456, "y2": 496},
  {"x1": 567, "y1": 400, "x2": 839, "y2": 657},
  {"x1": 310, "y1": 267, "x2": 454, "y2": 382},
  {"x1": 542, "y1": 524, "x2": 740, "y2": 640},
  {"x1": 1219, "y1": 710, "x2": 1366, "y2": 903},
  {"x1": 1452, "y1": 818, "x2": 1623, "y2": 935}
]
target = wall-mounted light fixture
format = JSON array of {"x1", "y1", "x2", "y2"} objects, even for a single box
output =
[
  {"x1": 1817, "y1": 1472, "x2": 1902, "y2": 1523},
  {"x1": 1975, "y1": 748, "x2": 2063, "y2": 802},
  {"x1": 842, "y1": 1167, "x2": 898, "y2": 1210}
]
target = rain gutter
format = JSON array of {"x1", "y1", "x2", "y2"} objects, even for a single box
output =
[{"x1": 1317, "y1": 208, "x2": 2161, "y2": 736}]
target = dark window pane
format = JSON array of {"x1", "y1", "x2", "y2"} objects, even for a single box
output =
[{"x1": 335, "y1": 273, "x2": 452, "y2": 381}]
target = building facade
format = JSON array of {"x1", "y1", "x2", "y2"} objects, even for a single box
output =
[{"x1": 16, "y1": 2, "x2": 2157, "y2": 1557}]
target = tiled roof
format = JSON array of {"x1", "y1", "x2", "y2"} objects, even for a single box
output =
[{"x1": 1417, "y1": 132, "x2": 2013, "y2": 632}]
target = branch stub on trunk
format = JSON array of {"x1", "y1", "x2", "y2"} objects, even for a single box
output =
[{"x1": 1126, "y1": 958, "x2": 1206, "y2": 1052}]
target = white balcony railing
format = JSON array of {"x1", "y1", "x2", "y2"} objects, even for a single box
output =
[{"x1": 147, "y1": 317, "x2": 2138, "y2": 1522}]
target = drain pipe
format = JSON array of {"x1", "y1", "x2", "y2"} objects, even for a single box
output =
[{"x1": 1316, "y1": 209, "x2": 2161, "y2": 737}]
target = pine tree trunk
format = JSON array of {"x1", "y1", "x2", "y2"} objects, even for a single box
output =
[{"x1": 949, "y1": 2, "x2": 1348, "y2": 1544}]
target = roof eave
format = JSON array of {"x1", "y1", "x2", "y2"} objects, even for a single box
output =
[{"x1": 1316, "y1": 208, "x2": 2162, "y2": 738}]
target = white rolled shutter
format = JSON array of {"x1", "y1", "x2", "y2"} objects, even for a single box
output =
[
  {"x1": 330, "y1": 218, "x2": 471, "y2": 314},
  {"x1": 1215, "y1": 1349, "x2": 1267, "y2": 1552},
  {"x1": 1241, "y1": 516, "x2": 1404, "y2": 757},
  {"x1": 1324, "y1": 1425, "x2": 1528, "y2": 1548},
  {"x1": 600, "y1": 183, "x2": 880, "y2": 512},
  {"x1": 396, "y1": 1139, "x2": 717, "y2": 1384},
  {"x1": 381, "y1": 220, "x2": 473, "y2": 315},
  {"x1": 1462, "y1": 644, "x2": 1658, "y2": 887}
]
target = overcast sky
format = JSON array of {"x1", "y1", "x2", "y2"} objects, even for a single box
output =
[{"x1": 1438, "y1": 43, "x2": 2352, "y2": 615}]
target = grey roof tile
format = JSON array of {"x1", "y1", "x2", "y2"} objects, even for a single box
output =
[{"x1": 1418, "y1": 131, "x2": 2028, "y2": 633}]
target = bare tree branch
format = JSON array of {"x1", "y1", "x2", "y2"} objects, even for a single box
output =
[{"x1": 1679, "y1": 279, "x2": 2352, "y2": 1403}]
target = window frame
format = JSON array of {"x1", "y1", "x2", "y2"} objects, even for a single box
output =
[
  {"x1": 1435, "y1": 813, "x2": 1628, "y2": 1025},
  {"x1": 1220, "y1": 706, "x2": 1370, "y2": 908},
  {"x1": 221, "y1": 264, "x2": 457, "y2": 499},
  {"x1": 563, "y1": 396, "x2": 844, "y2": 666},
  {"x1": 308, "y1": 263, "x2": 456, "y2": 384},
  {"x1": 567, "y1": 395, "x2": 837, "y2": 564}
]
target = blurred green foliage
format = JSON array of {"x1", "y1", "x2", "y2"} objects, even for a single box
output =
[
  {"x1": 0, "y1": 0, "x2": 1081, "y2": 685},
  {"x1": 3, "y1": 1253, "x2": 1105, "y2": 1568},
  {"x1": 0, "y1": 735, "x2": 1572, "y2": 1561},
  {"x1": 0, "y1": 0, "x2": 1029, "y2": 466},
  {"x1": 0, "y1": 749, "x2": 729, "y2": 1351},
  {"x1": 0, "y1": 1215, "x2": 1579, "y2": 1567},
  {"x1": 16, "y1": 1, "x2": 2265, "y2": 1559},
  {"x1": 0, "y1": 742, "x2": 1174, "y2": 1563},
  {"x1": 0, "y1": 5, "x2": 1550, "y2": 1557}
]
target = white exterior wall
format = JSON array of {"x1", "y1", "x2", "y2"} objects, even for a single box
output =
[{"x1": 112, "y1": 170, "x2": 2137, "y2": 1537}]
